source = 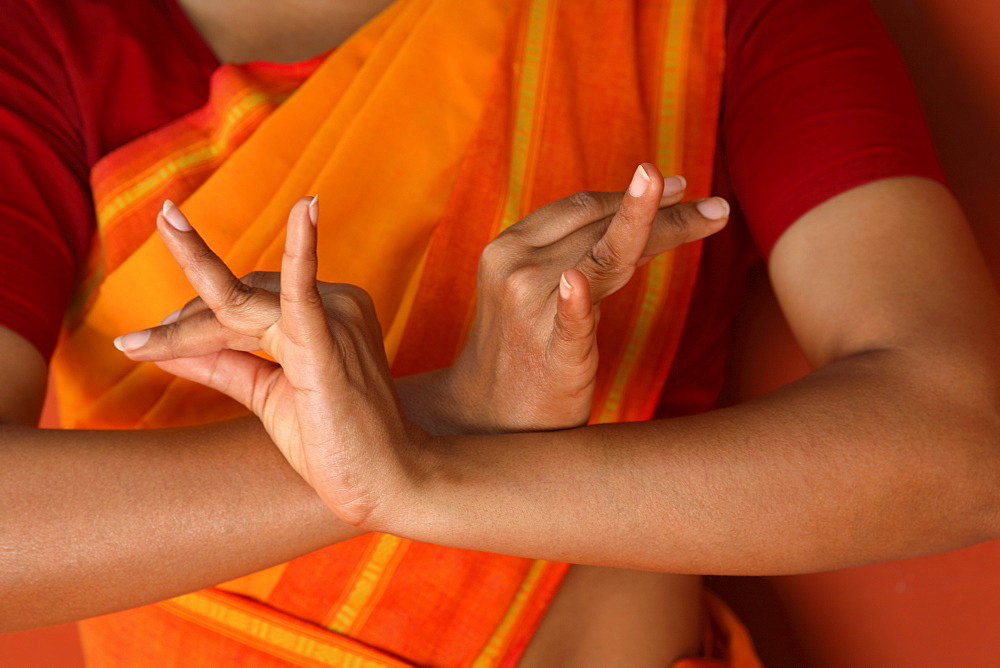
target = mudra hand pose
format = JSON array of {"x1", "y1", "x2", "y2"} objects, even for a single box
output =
[
  {"x1": 2, "y1": 0, "x2": 999, "y2": 665},
  {"x1": 120, "y1": 166, "x2": 725, "y2": 531}
]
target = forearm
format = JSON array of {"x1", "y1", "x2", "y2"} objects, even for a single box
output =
[
  {"x1": 0, "y1": 417, "x2": 361, "y2": 632},
  {"x1": 388, "y1": 349, "x2": 1000, "y2": 574},
  {"x1": 0, "y1": 366, "x2": 487, "y2": 632}
]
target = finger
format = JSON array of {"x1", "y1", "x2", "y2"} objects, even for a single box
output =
[
  {"x1": 241, "y1": 270, "x2": 342, "y2": 296},
  {"x1": 157, "y1": 200, "x2": 266, "y2": 333},
  {"x1": 574, "y1": 163, "x2": 663, "y2": 299},
  {"x1": 524, "y1": 190, "x2": 731, "y2": 291},
  {"x1": 279, "y1": 197, "x2": 338, "y2": 357},
  {"x1": 241, "y1": 270, "x2": 281, "y2": 292},
  {"x1": 160, "y1": 269, "x2": 286, "y2": 327},
  {"x1": 502, "y1": 172, "x2": 688, "y2": 249},
  {"x1": 159, "y1": 296, "x2": 210, "y2": 328},
  {"x1": 116, "y1": 308, "x2": 265, "y2": 361},
  {"x1": 550, "y1": 269, "x2": 597, "y2": 365},
  {"x1": 131, "y1": 271, "x2": 357, "y2": 360},
  {"x1": 155, "y1": 350, "x2": 278, "y2": 411},
  {"x1": 639, "y1": 196, "x2": 730, "y2": 263}
]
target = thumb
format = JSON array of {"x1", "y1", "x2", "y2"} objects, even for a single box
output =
[{"x1": 550, "y1": 269, "x2": 597, "y2": 365}]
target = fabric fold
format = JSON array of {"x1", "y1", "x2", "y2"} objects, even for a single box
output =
[{"x1": 60, "y1": 0, "x2": 736, "y2": 664}]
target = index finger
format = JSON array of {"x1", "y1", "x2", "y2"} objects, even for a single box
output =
[
  {"x1": 158, "y1": 201, "x2": 257, "y2": 318},
  {"x1": 502, "y1": 172, "x2": 688, "y2": 249}
]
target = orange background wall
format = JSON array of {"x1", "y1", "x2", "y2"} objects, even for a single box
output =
[{"x1": 2, "y1": 1, "x2": 999, "y2": 665}]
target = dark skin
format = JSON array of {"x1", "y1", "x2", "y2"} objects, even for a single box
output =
[
  {"x1": 1, "y1": 165, "x2": 729, "y2": 663},
  {"x1": 132, "y1": 175, "x2": 1000, "y2": 574},
  {"x1": 118, "y1": 167, "x2": 721, "y2": 664},
  {"x1": 4, "y1": 2, "x2": 999, "y2": 665},
  {"x1": 176, "y1": 0, "x2": 396, "y2": 64},
  {"x1": 123, "y1": 175, "x2": 1000, "y2": 664}
]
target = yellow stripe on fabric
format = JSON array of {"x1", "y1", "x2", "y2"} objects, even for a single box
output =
[
  {"x1": 96, "y1": 143, "x2": 218, "y2": 226},
  {"x1": 161, "y1": 592, "x2": 402, "y2": 667},
  {"x1": 96, "y1": 90, "x2": 287, "y2": 228},
  {"x1": 498, "y1": 0, "x2": 551, "y2": 231},
  {"x1": 597, "y1": 254, "x2": 674, "y2": 421},
  {"x1": 596, "y1": 0, "x2": 693, "y2": 424},
  {"x1": 327, "y1": 533, "x2": 405, "y2": 634},
  {"x1": 472, "y1": 560, "x2": 548, "y2": 667},
  {"x1": 655, "y1": 0, "x2": 694, "y2": 171}
]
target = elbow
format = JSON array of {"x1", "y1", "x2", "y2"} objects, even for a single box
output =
[
  {"x1": 880, "y1": 356, "x2": 1000, "y2": 554},
  {"x1": 976, "y1": 388, "x2": 1000, "y2": 541},
  {"x1": 932, "y1": 374, "x2": 1000, "y2": 548}
]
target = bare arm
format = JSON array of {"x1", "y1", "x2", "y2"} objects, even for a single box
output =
[
  {"x1": 116, "y1": 177, "x2": 999, "y2": 585},
  {"x1": 4, "y1": 171, "x2": 719, "y2": 631},
  {"x1": 243, "y1": 176, "x2": 997, "y2": 574},
  {"x1": 384, "y1": 178, "x2": 1000, "y2": 573},
  {"x1": 0, "y1": 326, "x2": 363, "y2": 632}
]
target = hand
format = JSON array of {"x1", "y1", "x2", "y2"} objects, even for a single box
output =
[
  {"x1": 117, "y1": 198, "x2": 428, "y2": 527},
  {"x1": 443, "y1": 162, "x2": 729, "y2": 432}
]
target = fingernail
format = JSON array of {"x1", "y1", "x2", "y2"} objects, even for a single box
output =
[
  {"x1": 559, "y1": 272, "x2": 572, "y2": 299},
  {"x1": 695, "y1": 197, "x2": 730, "y2": 220},
  {"x1": 162, "y1": 200, "x2": 192, "y2": 231},
  {"x1": 160, "y1": 309, "x2": 182, "y2": 326},
  {"x1": 308, "y1": 195, "x2": 319, "y2": 226},
  {"x1": 113, "y1": 329, "x2": 151, "y2": 352},
  {"x1": 662, "y1": 175, "x2": 687, "y2": 197},
  {"x1": 627, "y1": 165, "x2": 650, "y2": 197}
]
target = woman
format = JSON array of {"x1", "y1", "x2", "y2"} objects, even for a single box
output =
[{"x1": 1, "y1": 0, "x2": 996, "y2": 665}]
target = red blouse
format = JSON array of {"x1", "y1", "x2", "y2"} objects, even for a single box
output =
[{"x1": 0, "y1": 0, "x2": 943, "y2": 412}]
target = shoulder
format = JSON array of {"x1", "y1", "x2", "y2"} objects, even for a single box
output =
[
  {"x1": 0, "y1": 0, "x2": 216, "y2": 360},
  {"x1": 5, "y1": 0, "x2": 218, "y2": 160}
]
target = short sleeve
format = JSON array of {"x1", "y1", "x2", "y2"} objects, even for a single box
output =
[
  {"x1": 722, "y1": 0, "x2": 946, "y2": 257},
  {"x1": 0, "y1": 2, "x2": 95, "y2": 359}
]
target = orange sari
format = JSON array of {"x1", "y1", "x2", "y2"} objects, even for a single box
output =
[{"x1": 51, "y1": 0, "x2": 753, "y2": 664}]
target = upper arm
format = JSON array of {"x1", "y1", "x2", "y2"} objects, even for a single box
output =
[
  {"x1": 770, "y1": 177, "x2": 1000, "y2": 377},
  {"x1": 720, "y1": 0, "x2": 998, "y2": 380},
  {"x1": 0, "y1": 325, "x2": 48, "y2": 425}
]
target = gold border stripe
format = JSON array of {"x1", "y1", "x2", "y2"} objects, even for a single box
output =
[
  {"x1": 327, "y1": 533, "x2": 406, "y2": 634},
  {"x1": 95, "y1": 90, "x2": 287, "y2": 227},
  {"x1": 160, "y1": 590, "x2": 410, "y2": 666},
  {"x1": 472, "y1": 560, "x2": 549, "y2": 667},
  {"x1": 655, "y1": 0, "x2": 693, "y2": 171},
  {"x1": 597, "y1": 254, "x2": 674, "y2": 422}
]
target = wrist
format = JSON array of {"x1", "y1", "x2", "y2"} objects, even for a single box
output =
[
  {"x1": 396, "y1": 366, "x2": 498, "y2": 436},
  {"x1": 358, "y1": 429, "x2": 453, "y2": 536}
]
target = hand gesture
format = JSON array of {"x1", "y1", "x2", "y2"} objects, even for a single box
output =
[
  {"x1": 118, "y1": 198, "x2": 427, "y2": 527},
  {"x1": 445, "y1": 163, "x2": 729, "y2": 431}
]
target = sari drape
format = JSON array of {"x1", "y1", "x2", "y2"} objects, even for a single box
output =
[{"x1": 50, "y1": 0, "x2": 745, "y2": 664}]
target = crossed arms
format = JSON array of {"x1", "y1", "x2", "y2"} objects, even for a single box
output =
[{"x1": 1, "y1": 170, "x2": 998, "y2": 631}]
